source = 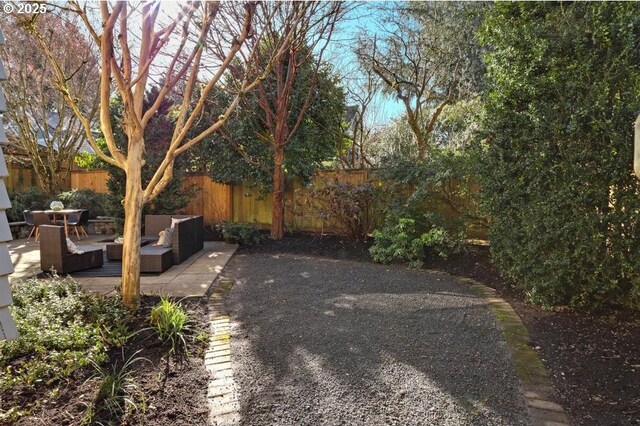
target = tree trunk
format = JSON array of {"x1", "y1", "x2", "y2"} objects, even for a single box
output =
[
  {"x1": 270, "y1": 145, "x2": 285, "y2": 240},
  {"x1": 121, "y1": 139, "x2": 144, "y2": 308}
]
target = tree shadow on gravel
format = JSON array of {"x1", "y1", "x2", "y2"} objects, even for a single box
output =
[{"x1": 226, "y1": 253, "x2": 530, "y2": 426}]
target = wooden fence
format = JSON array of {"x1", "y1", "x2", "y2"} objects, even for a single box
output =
[
  {"x1": 8, "y1": 164, "x2": 487, "y2": 238},
  {"x1": 70, "y1": 170, "x2": 110, "y2": 193},
  {"x1": 5, "y1": 165, "x2": 73, "y2": 192}
]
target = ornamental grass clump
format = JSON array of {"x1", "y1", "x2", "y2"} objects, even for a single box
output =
[
  {"x1": 149, "y1": 297, "x2": 193, "y2": 354},
  {"x1": 82, "y1": 352, "x2": 147, "y2": 425}
]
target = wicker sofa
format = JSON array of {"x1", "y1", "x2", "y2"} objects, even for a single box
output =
[
  {"x1": 40, "y1": 225, "x2": 103, "y2": 274},
  {"x1": 142, "y1": 215, "x2": 204, "y2": 270}
]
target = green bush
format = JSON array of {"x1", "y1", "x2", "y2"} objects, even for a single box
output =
[
  {"x1": 216, "y1": 221, "x2": 264, "y2": 246},
  {"x1": 52, "y1": 189, "x2": 109, "y2": 219},
  {"x1": 7, "y1": 187, "x2": 51, "y2": 222},
  {"x1": 0, "y1": 276, "x2": 131, "y2": 391},
  {"x1": 479, "y1": 2, "x2": 640, "y2": 309},
  {"x1": 370, "y1": 217, "x2": 462, "y2": 268}
]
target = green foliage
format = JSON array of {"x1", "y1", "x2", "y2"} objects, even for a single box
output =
[
  {"x1": 7, "y1": 187, "x2": 51, "y2": 221},
  {"x1": 99, "y1": 89, "x2": 198, "y2": 232},
  {"x1": 51, "y1": 189, "x2": 109, "y2": 219},
  {"x1": 0, "y1": 276, "x2": 131, "y2": 392},
  {"x1": 82, "y1": 352, "x2": 146, "y2": 425},
  {"x1": 370, "y1": 217, "x2": 462, "y2": 268},
  {"x1": 479, "y1": 2, "x2": 640, "y2": 309},
  {"x1": 304, "y1": 180, "x2": 379, "y2": 241},
  {"x1": 216, "y1": 221, "x2": 264, "y2": 246},
  {"x1": 201, "y1": 61, "x2": 346, "y2": 190},
  {"x1": 74, "y1": 151, "x2": 100, "y2": 170},
  {"x1": 149, "y1": 297, "x2": 192, "y2": 354},
  {"x1": 7, "y1": 188, "x2": 109, "y2": 221}
]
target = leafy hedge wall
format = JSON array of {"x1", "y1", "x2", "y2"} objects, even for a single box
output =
[{"x1": 479, "y1": 3, "x2": 640, "y2": 309}]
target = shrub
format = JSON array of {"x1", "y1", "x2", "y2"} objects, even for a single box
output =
[
  {"x1": 52, "y1": 189, "x2": 109, "y2": 219},
  {"x1": 7, "y1": 187, "x2": 51, "y2": 222},
  {"x1": 216, "y1": 221, "x2": 264, "y2": 246},
  {"x1": 480, "y1": 2, "x2": 640, "y2": 309},
  {"x1": 378, "y1": 148, "x2": 486, "y2": 239},
  {"x1": 149, "y1": 297, "x2": 192, "y2": 354},
  {"x1": 0, "y1": 276, "x2": 131, "y2": 392},
  {"x1": 304, "y1": 180, "x2": 379, "y2": 241},
  {"x1": 370, "y1": 217, "x2": 462, "y2": 268}
]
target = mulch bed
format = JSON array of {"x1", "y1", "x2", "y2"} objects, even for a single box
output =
[
  {"x1": 5, "y1": 296, "x2": 209, "y2": 426},
  {"x1": 240, "y1": 233, "x2": 640, "y2": 426}
]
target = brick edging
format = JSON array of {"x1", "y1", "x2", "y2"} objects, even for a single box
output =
[
  {"x1": 206, "y1": 277, "x2": 240, "y2": 426},
  {"x1": 458, "y1": 277, "x2": 570, "y2": 426}
]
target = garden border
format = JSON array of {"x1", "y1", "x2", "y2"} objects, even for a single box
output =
[
  {"x1": 457, "y1": 277, "x2": 570, "y2": 426},
  {"x1": 205, "y1": 276, "x2": 240, "y2": 426}
]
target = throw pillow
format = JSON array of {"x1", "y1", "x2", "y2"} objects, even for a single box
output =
[
  {"x1": 66, "y1": 238, "x2": 84, "y2": 255},
  {"x1": 161, "y1": 227, "x2": 173, "y2": 248},
  {"x1": 171, "y1": 217, "x2": 188, "y2": 229},
  {"x1": 156, "y1": 230, "x2": 167, "y2": 246}
]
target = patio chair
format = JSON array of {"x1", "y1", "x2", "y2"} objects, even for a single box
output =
[
  {"x1": 23, "y1": 210, "x2": 36, "y2": 240},
  {"x1": 39, "y1": 225, "x2": 103, "y2": 274},
  {"x1": 67, "y1": 210, "x2": 89, "y2": 239},
  {"x1": 31, "y1": 211, "x2": 52, "y2": 242}
]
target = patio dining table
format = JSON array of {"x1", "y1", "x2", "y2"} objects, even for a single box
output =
[{"x1": 44, "y1": 209, "x2": 81, "y2": 237}]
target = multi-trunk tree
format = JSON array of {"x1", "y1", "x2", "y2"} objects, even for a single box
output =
[
  {"x1": 357, "y1": 2, "x2": 484, "y2": 158},
  {"x1": 1, "y1": 14, "x2": 99, "y2": 194},
  {"x1": 23, "y1": 1, "x2": 311, "y2": 307}
]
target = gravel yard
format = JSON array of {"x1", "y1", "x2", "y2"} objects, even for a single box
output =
[{"x1": 225, "y1": 253, "x2": 531, "y2": 425}]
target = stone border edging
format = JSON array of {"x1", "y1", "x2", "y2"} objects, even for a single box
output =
[
  {"x1": 457, "y1": 277, "x2": 570, "y2": 426},
  {"x1": 206, "y1": 277, "x2": 240, "y2": 426}
]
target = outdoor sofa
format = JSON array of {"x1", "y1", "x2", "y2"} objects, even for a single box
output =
[
  {"x1": 39, "y1": 225, "x2": 103, "y2": 274},
  {"x1": 139, "y1": 215, "x2": 204, "y2": 273}
]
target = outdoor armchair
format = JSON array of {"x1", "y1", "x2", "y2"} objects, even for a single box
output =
[{"x1": 39, "y1": 225, "x2": 103, "y2": 274}]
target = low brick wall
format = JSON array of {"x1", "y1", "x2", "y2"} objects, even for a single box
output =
[
  {"x1": 87, "y1": 219, "x2": 116, "y2": 235},
  {"x1": 9, "y1": 221, "x2": 29, "y2": 239}
]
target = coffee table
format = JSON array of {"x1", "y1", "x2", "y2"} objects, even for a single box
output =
[{"x1": 106, "y1": 239, "x2": 152, "y2": 261}]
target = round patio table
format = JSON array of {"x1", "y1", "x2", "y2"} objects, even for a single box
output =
[{"x1": 44, "y1": 209, "x2": 81, "y2": 237}]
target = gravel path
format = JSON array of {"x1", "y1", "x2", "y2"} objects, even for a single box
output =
[{"x1": 225, "y1": 253, "x2": 531, "y2": 426}]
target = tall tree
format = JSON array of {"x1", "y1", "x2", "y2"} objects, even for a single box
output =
[
  {"x1": 339, "y1": 67, "x2": 380, "y2": 169},
  {"x1": 100, "y1": 88, "x2": 198, "y2": 231},
  {"x1": 225, "y1": 2, "x2": 345, "y2": 239},
  {"x1": 1, "y1": 14, "x2": 99, "y2": 194},
  {"x1": 357, "y1": 2, "x2": 484, "y2": 158},
  {"x1": 202, "y1": 60, "x2": 345, "y2": 193},
  {"x1": 23, "y1": 2, "x2": 310, "y2": 307}
]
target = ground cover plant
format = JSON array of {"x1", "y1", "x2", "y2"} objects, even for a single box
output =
[
  {"x1": 0, "y1": 276, "x2": 131, "y2": 423},
  {"x1": 217, "y1": 221, "x2": 265, "y2": 246},
  {"x1": 0, "y1": 277, "x2": 209, "y2": 425}
]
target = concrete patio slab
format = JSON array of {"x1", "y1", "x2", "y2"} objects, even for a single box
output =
[{"x1": 8, "y1": 236, "x2": 237, "y2": 298}]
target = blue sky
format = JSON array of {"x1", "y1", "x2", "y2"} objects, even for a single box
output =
[{"x1": 324, "y1": 2, "x2": 405, "y2": 127}]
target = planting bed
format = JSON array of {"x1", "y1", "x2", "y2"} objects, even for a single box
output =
[{"x1": 1, "y1": 295, "x2": 209, "y2": 426}]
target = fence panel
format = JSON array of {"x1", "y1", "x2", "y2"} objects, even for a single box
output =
[
  {"x1": 6, "y1": 166, "x2": 37, "y2": 192},
  {"x1": 70, "y1": 170, "x2": 109, "y2": 193},
  {"x1": 183, "y1": 175, "x2": 232, "y2": 225}
]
